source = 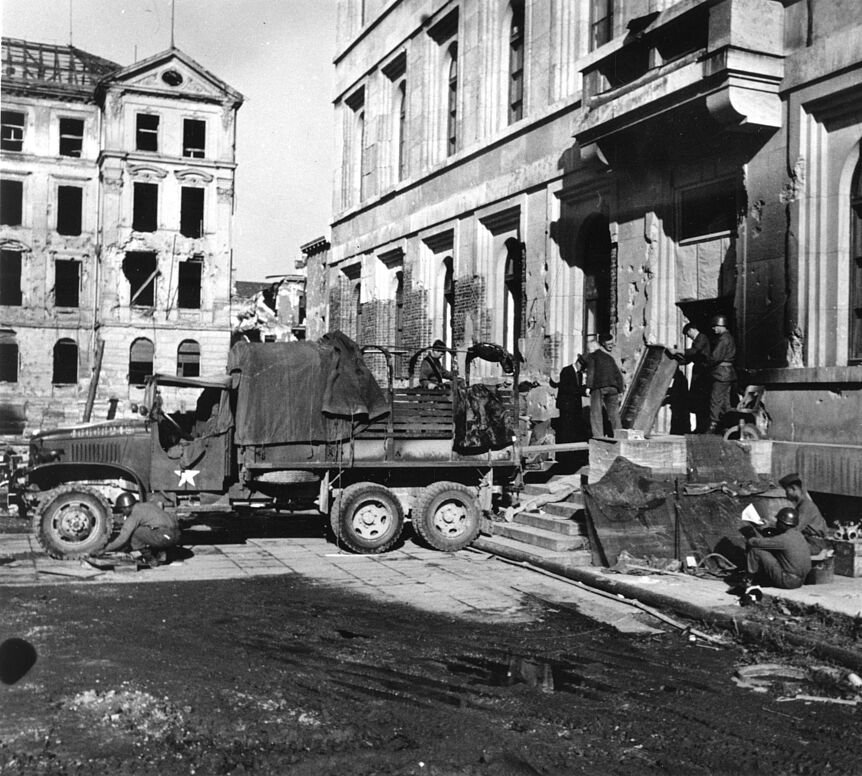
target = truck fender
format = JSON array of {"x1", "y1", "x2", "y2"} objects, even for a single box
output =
[{"x1": 27, "y1": 462, "x2": 147, "y2": 501}]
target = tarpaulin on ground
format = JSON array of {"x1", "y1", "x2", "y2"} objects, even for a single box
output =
[
  {"x1": 584, "y1": 456, "x2": 783, "y2": 567},
  {"x1": 228, "y1": 331, "x2": 388, "y2": 446}
]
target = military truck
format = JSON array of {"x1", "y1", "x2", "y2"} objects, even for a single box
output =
[{"x1": 12, "y1": 332, "x2": 523, "y2": 559}]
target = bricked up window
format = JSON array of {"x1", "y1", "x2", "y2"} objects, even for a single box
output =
[
  {"x1": 177, "y1": 339, "x2": 200, "y2": 377},
  {"x1": 180, "y1": 187, "x2": 204, "y2": 238},
  {"x1": 183, "y1": 119, "x2": 206, "y2": 158},
  {"x1": 59, "y1": 118, "x2": 84, "y2": 157},
  {"x1": 133, "y1": 182, "x2": 158, "y2": 232},
  {"x1": 129, "y1": 338, "x2": 154, "y2": 386},
  {"x1": 136, "y1": 114, "x2": 159, "y2": 152},
  {"x1": 0, "y1": 179, "x2": 23, "y2": 225},
  {"x1": 0, "y1": 340, "x2": 18, "y2": 382},
  {"x1": 0, "y1": 250, "x2": 22, "y2": 306},
  {"x1": 57, "y1": 185, "x2": 83, "y2": 235},
  {"x1": 1, "y1": 111, "x2": 24, "y2": 152},
  {"x1": 54, "y1": 260, "x2": 80, "y2": 308},
  {"x1": 508, "y1": 3, "x2": 525, "y2": 124},
  {"x1": 123, "y1": 251, "x2": 157, "y2": 307},
  {"x1": 177, "y1": 258, "x2": 202, "y2": 309},
  {"x1": 52, "y1": 338, "x2": 78, "y2": 384}
]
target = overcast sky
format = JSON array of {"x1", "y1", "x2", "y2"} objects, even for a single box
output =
[{"x1": 1, "y1": 0, "x2": 336, "y2": 281}]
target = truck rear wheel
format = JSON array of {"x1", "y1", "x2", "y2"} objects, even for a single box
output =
[
  {"x1": 414, "y1": 482, "x2": 480, "y2": 552},
  {"x1": 330, "y1": 483, "x2": 404, "y2": 554},
  {"x1": 33, "y1": 485, "x2": 112, "y2": 560}
]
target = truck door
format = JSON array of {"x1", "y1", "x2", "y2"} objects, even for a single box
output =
[{"x1": 149, "y1": 387, "x2": 231, "y2": 492}]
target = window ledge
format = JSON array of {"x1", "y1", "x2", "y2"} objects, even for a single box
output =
[{"x1": 747, "y1": 365, "x2": 862, "y2": 385}]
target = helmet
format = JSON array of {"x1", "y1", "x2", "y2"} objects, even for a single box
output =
[
  {"x1": 115, "y1": 492, "x2": 137, "y2": 512},
  {"x1": 711, "y1": 314, "x2": 730, "y2": 327},
  {"x1": 775, "y1": 507, "x2": 799, "y2": 528}
]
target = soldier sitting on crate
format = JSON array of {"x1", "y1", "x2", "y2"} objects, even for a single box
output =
[
  {"x1": 739, "y1": 507, "x2": 811, "y2": 592},
  {"x1": 419, "y1": 339, "x2": 453, "y2": 389},
  {"x1": 778, "y1": 472, "x2": 831, "y2": 553},
  {"x1": 101, "y1": 493, "x2": 181, "y2": 567}
]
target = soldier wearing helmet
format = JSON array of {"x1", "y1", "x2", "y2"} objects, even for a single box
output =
[
  {"x1": 101, "y1": 493, "x2": 181, "y2": 567},
  {"x1": 705, "y1": 313, "x2": 736, "y2": 433},
  {"x1": 740, "y1": 506, "x2": 811, "y2": 590}
]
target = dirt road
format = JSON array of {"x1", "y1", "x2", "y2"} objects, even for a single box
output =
[{"x1": 2, "y1": 570, "x2": 860, "y2": 776}]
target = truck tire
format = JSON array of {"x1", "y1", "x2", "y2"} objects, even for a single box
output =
[
  {"x1": 33, "y1": 485, "x2": 112, "y2": 560},
  {"x1": 413, "y1": 482, "x2": 481, "y2": 552},
  {"x1": 330, "y1": 483, "x2": 404, "y2": 554}
]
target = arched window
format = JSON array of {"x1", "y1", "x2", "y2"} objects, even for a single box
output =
[
  {"x1": 129, "y1": 337, "x2": 154, "y2": 386},
  {"x1": 508, "y1": 2, "x2": 525, "y2": 124},
  {"x1": 397, "y1": 81, "x2": 408, "y2": 181},
  {"x1": 52, "y1": 338, "x2": 77, "y2": 384},
  {"x1": 446, "y1": 43, "x2": 459, "y2": 156},
  {"x1": 0, "y1": 331, "x2": 18, "y2": 383},
  {"x1": 851, "y1": 150, "x2": 862, "y2": 362},
  {"x1": 177, "y1": 339, "x2": 200, "y2": 378}
]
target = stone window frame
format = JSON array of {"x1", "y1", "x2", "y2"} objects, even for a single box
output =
[
  {"x1": 135, "y1": 113, "x2": 160, "y2": 153},
  {"x1": 1, "y1": 110, "x2": 25, "y2": 152},
  {"x1": 507, "y1": 1, "x2": 526, "y2": 125},
  {"x1": 129, "y1": 337, "x2": 154, "y2": 387},
  {"x1": 58, "y1": 116, "x2": 85, "y2": 158}
]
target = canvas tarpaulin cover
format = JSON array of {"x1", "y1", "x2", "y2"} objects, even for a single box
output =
[
  {"x1": 228, "y1": 331, "x2": 388, "y2": 446},
  {"x1": 584, "y1": 456, "x2": 780, "y2": 567}
]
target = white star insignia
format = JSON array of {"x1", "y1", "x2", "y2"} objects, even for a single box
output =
[{"x1": 174, "y1": 469, "x2": 199, "y2": 487}]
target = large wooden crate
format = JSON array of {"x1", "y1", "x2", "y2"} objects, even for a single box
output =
[{"x1": 833, "y1": 540, "x2": 862, "y2": 578}]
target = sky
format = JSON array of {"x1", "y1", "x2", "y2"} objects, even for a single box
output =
[{"x1": 0, "y1": 0, "x2": 336, "y2": 281}]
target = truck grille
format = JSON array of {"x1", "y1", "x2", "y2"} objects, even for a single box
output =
[{"x1": 69, "y1": 442, "x2": 122, "y2": 463}]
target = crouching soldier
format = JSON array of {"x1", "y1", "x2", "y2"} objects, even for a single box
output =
[
  {"x1": 741, "y1": 507, "x2": 811, "y2": 590},
  {"x1": 101, "y1": 493, "x2": 181, "y2": 567}
]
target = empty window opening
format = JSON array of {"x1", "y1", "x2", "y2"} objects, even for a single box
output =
[
  {"x1": 508, "y1": 3, "x2": 525, "y2": 124},
  {"x1": 59, "y1": 118, "x2": 84, "y2": 157},
  {"x1": 54, "y1": 260, "x2": 80, "y2": 308},
  {"x1": 850, "y1": 151, "x2": 862, "y2": 362},
  {"x1": 180, "y1": 187, "x2": 204, "y2": 238},
  {"x1": 397, "y1": 82, "x2": 408, "y2": 181},
  {"x1": 0, "y1": 250, "x2": 23, "y2": 306},
  {"x1": 590, "y1": 0, "x2": 614, "y2": 50},
  {"x1": 133, "y1": 182, "x2": 158, "y2": 232},
  {"x1": 446, "y1": 43, "x2": 459, "y2": 156},
  {"x1": 679, "y1": 179, "x2": 738, "y2": 241},
  {"x1": 1, "y1": 111, "x2": 24, "y2": 152},
  {"x1": 394, "y1": 271, "x2": 405, "y2": 377},
  {"x1": 123, "y1": 251, "x2": 158, "y2": 307},
  {"x1": 56, "y1": 185, "x2": 83, "y2": 235},
  {"x1": 353, "y1": 282, "x2": 362, "y2": 342},
  {"x1": 177, "y1": 258, "x2": 202, "y2": 309},
  {"x1": 442, "y1": 257, "x2": 455, "y2": 349},
  {"x1": 183, "y1": 119, "x2": 206, "y2": 158},
  {"x1": 1, "y1": 179, "x2": 23, "y2": 225},
  {"x1": 0, "y1": 341, "x2": 18, "y2": 382},
  {"x1": 136, "y1": 114, "x2": 159, "y2": 152},
  {"x1": 52, "y1": 339, "x2": 78, "y2": 384},
  {"x1": 177, "y1": 339, "x2": 200, "y2": 377},
  {"x1": 503, "y1": 239, "x2": 523, "y2": 358},
  {"x1": 129, "y1": 338, "x2": 154, "y2": 386}
]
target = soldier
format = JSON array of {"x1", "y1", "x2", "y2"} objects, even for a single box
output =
[
  {"x1": 778, "y1": 472, "x2": 830, "y2": 553},
  {"x1": 741, "y1": 507, "x2": 811, "y2": 590},
  {"x1": 419, "y1": 339, "x2": 453, "y2": 388},
  {"x1": 705, "y1": 314, "x2": 736, "y2": 433},
  {"x1": 102, "y1": 493, "x2": 181, "y2": 567}
]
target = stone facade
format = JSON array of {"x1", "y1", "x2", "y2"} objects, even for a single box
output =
[
  {"x1": 0, "y1": 39, "x2": 242, "y2": 435},
  {"x1": 312, "y1": 0, "x2": 862, "y2": 499}
]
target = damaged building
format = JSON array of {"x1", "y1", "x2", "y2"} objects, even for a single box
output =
[
  {"x1": 0, "y1": 37, "x2": 243, "y2": 435},
  {"x1": 306, "y1": 0, "x2": 862, "y2": 504},
  {"x1": 231, "y1": 276, "x2": 307, "y2": 344}
]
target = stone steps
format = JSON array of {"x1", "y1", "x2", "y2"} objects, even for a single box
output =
[
  {"x1": 513, "y1": 510, "x2": 587, "y2": 537},
  {"x1": 489, "y1": 521, "x2": 589, "y2": 552},
  {"x1": 472, "y1": 534, "x2": 594, "y2": 567}
]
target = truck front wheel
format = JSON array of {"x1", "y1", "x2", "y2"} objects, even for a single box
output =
[
  {"x1": 33, "y1": 486, "x2": 112, "y2": 560},
  {"x1": 330, "y1": 483, "x2": 404, "y2": 554},
  {"x1": 414, "y1": 482, "x2": 481, "y2": 552}
]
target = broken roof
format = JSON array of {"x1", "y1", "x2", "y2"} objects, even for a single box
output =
[{"x1": 1, "y1": 37, "x2": 120, "y2": 99}]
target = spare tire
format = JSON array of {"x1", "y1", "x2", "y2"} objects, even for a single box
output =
[{"x1": 33, "y1": 485, "x2": 112, "y2": 559}]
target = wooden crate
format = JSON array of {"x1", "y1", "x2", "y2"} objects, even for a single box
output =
[{"x1": 833, "y1": 539, "x2": 862, "y2": 578}]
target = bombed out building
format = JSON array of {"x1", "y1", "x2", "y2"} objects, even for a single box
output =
[
  {"x1": 307, "y1": 0, "x2": 862, "y2": 503},
  {"x1": 0, "y1": 38, "x2": 242, "y2": 435}
]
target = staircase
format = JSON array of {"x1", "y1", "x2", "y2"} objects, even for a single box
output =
[{"x1": 475, "y1": 476, "x2": 594, "y2": 567}]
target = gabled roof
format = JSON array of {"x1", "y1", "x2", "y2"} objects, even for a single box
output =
[
  {"x1": 1, "y1": 37, "x2": 120, "y2": 99},
  {"x1": 99, "y1": 46, "x2": 243, "y2": 105}
]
